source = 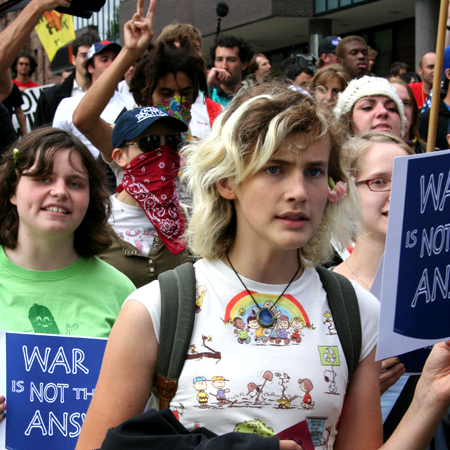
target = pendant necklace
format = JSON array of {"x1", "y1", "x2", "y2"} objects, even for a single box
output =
[{"x1": 226, "y1": 252, "x2": 302, "y2": 328}]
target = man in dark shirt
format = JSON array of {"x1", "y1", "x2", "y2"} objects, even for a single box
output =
[{"x1": 34, "y1": 31, "x2": 98, "y2": 127}]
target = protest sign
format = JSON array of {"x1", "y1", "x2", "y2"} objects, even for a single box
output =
[
  {"x1": 0, "y1": 331, "x2": 106, "y2": 450},
  {"x1": 35, "y1": 12, "x2": 75, "y2": 62},
  {"x1": 11, "y1": 84, "x2": 54, "y2": 133},
  {"x1": 377, "y1": 149, "x2": 450, "y2": 362}
]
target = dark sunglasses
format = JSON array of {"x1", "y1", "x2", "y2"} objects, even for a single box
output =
[{"x1": 124, "y1": 134, "x2": 184, "y2": 153}]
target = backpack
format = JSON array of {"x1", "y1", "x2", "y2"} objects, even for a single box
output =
[{"x1": 152, "y1": 262, "x2": 361, "y2": 410}]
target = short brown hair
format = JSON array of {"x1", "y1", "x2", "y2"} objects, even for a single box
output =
[
  {"x1": 0, "y1": 127, "x2": 112, "y2": 256},
  {"x1": 367, "y1": 46, "x2": 377, "y2": 59},
  {"x1": 390, "y1": 62, "x2": 409, "y2": 77},
  {"x1": 248, "y1": 53, "x2": 268, "y2": 74},
  {"x1": 156, "y1": 22, "x2": 203, "y2": 56},
  {"x1": 336, "y1": 36, "x2": 367, "y2": 61}
]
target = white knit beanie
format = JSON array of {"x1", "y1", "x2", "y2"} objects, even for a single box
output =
[{"x1": 333, "y1": 76, "x2": 407, "y2": 138}]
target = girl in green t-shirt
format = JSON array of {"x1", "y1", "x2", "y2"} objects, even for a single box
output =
[{"x1": 0, "y1": 126, "x2": 126, "y2": 423}]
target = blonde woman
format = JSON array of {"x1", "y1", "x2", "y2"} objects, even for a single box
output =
[{"x1": 76, "y1": 85, "x2": 450, "y2": 450}]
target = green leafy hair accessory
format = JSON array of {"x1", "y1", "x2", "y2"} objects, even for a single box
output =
[
  {"x1": 328, "y1": 177, "x2": 335, "y2": 190},
  {"x1": 13, "y1": 148, "x2": 19, "y2": 166}
]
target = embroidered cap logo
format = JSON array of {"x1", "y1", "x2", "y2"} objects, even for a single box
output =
[{"x1": 135, "y1": 107, "x2": 166, "y2": 123}]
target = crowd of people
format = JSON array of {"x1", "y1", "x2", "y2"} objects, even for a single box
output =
[{"x1": 1, "y1": 0, "x2": 450, "y2": 450}]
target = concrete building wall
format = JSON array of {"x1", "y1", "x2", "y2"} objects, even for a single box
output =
[
  {"x1": 415, "y1": 0, "x2": 439, "y2": 67},
  {"x1": 120, "y1": 0, "x2": 314, "y2": 42}
]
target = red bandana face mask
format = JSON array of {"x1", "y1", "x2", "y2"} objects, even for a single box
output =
[{"x1": 117, "y1": 145, "x2": 186, "y2": 254}]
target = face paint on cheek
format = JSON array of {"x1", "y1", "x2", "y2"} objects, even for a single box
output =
[
  {"x1": 154, "y1": 96, "x2": 192, "y2": 176},
  {"x1": 154, "y1": 96, "x2": 192, "y2": 136}
]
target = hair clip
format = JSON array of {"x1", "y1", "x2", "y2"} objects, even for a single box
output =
[
  {"x1": 328, "y1": 177, "x2": 347, "y2": 203},
  {"x1": 13, "y1": 148, "x2": 19, "y2": 166}
]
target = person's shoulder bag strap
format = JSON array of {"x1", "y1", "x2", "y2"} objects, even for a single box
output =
[
  {"x1": 316, "y1": 265, "x2": 362, "y2": 380},
  {"x1": 154, "y1": 262, "x2": 196, "y2": 410}
]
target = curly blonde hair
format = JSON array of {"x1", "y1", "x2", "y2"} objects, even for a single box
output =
[{"x1": 184, "y1": 82, "x2": 361, "y2": 265}]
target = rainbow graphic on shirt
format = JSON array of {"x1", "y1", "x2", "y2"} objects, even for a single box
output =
[{"x1": 224, "y1": 290, "x2": 311, "y2": 325}]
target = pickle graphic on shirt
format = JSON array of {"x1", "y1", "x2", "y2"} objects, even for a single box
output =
[{"x1": 28, "y1": 303, "x2": 60, "y2": 334}]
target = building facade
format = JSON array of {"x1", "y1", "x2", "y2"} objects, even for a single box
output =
[
  {"x1": 0, "y1": 0, "x2": 441, "y2": 84},
  {"x1": 120, "y1": 0, "x2": 439, "y2": 77}
]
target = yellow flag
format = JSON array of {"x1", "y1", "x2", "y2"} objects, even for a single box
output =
[{"x1": 35, "y1": 12, "x2": 76, "y2": 62}]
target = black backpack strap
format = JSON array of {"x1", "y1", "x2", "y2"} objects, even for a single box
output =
[
  {"x1": 316, "y1": 265, "x2": 362, "y2": 380},
  {"x1": 155, "y1": 262, "x2": 196, "y2": 409}
]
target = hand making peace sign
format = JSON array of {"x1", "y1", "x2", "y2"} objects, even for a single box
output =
[{"x1": 123, "y1": 0, "x2": 157, "y2": 55}]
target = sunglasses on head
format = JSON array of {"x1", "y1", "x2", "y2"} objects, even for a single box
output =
[{"x1": 123, "y1": 134, "x2": 184, "y2": 153}]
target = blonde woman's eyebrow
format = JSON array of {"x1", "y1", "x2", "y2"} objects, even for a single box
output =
[
  {"x1": 267, "y1": 157, "x2": 296, "y2": 166},
  {"x1": 267, "y1": 157, "x2": 328, "y2": 168}
]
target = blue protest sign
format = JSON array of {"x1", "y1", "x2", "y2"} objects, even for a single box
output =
[
  {"x1": 377, "y1": 150, "x2": 450, "y2": 361},
  {"x1": 0, "y1": 331, "x2": 106, "y2": 449},
  {"x1": 394, "y1": 153, "x2": 450, "y2": 339}
]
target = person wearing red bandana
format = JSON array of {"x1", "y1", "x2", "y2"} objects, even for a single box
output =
[{"x1": 98, "y1": 106, "x2": 191, "y2": 288}]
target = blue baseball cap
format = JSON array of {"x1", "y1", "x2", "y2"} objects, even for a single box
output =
[
  {"x1": 87, "y1": 40, "x2": 121, "y2": 61},
  {"x1": 112, "y1": 107, "x2": 189, "y2": 149}
]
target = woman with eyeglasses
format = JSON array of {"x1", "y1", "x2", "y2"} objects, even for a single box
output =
[
  {"x1": 334, "y1": 131, "x2": 413, "y2": 293},
  {"x1": 333, "y1": 131, "x2": 416, "y2": 439},
  {"x1": 310, "y1": 64, "x2": 350, "y2": 109}
]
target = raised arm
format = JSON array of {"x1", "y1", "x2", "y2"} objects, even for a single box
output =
[
  {"x1": 0, "y1": 0, "x2": 71, "y2": 73},
  {"x1": 381, "y1": 341, "x2": 450, "y2": 450},
  {"x1": 0, "y1": 0, "x2": 71, "y2": 102},
  {"x1": 336, "y1": 342, "x2": 450, "y2": 450},
  {"x1": 75, "y1": 300, "x2": 158, "y2": 450},
  {"x1": 72, "y1": 0, "x2": 156, "y2": 162}
]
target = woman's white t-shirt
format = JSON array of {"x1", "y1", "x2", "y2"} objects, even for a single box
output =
[{"x1": 125, "y1": 258, "x2": 379, "y2": 449}]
